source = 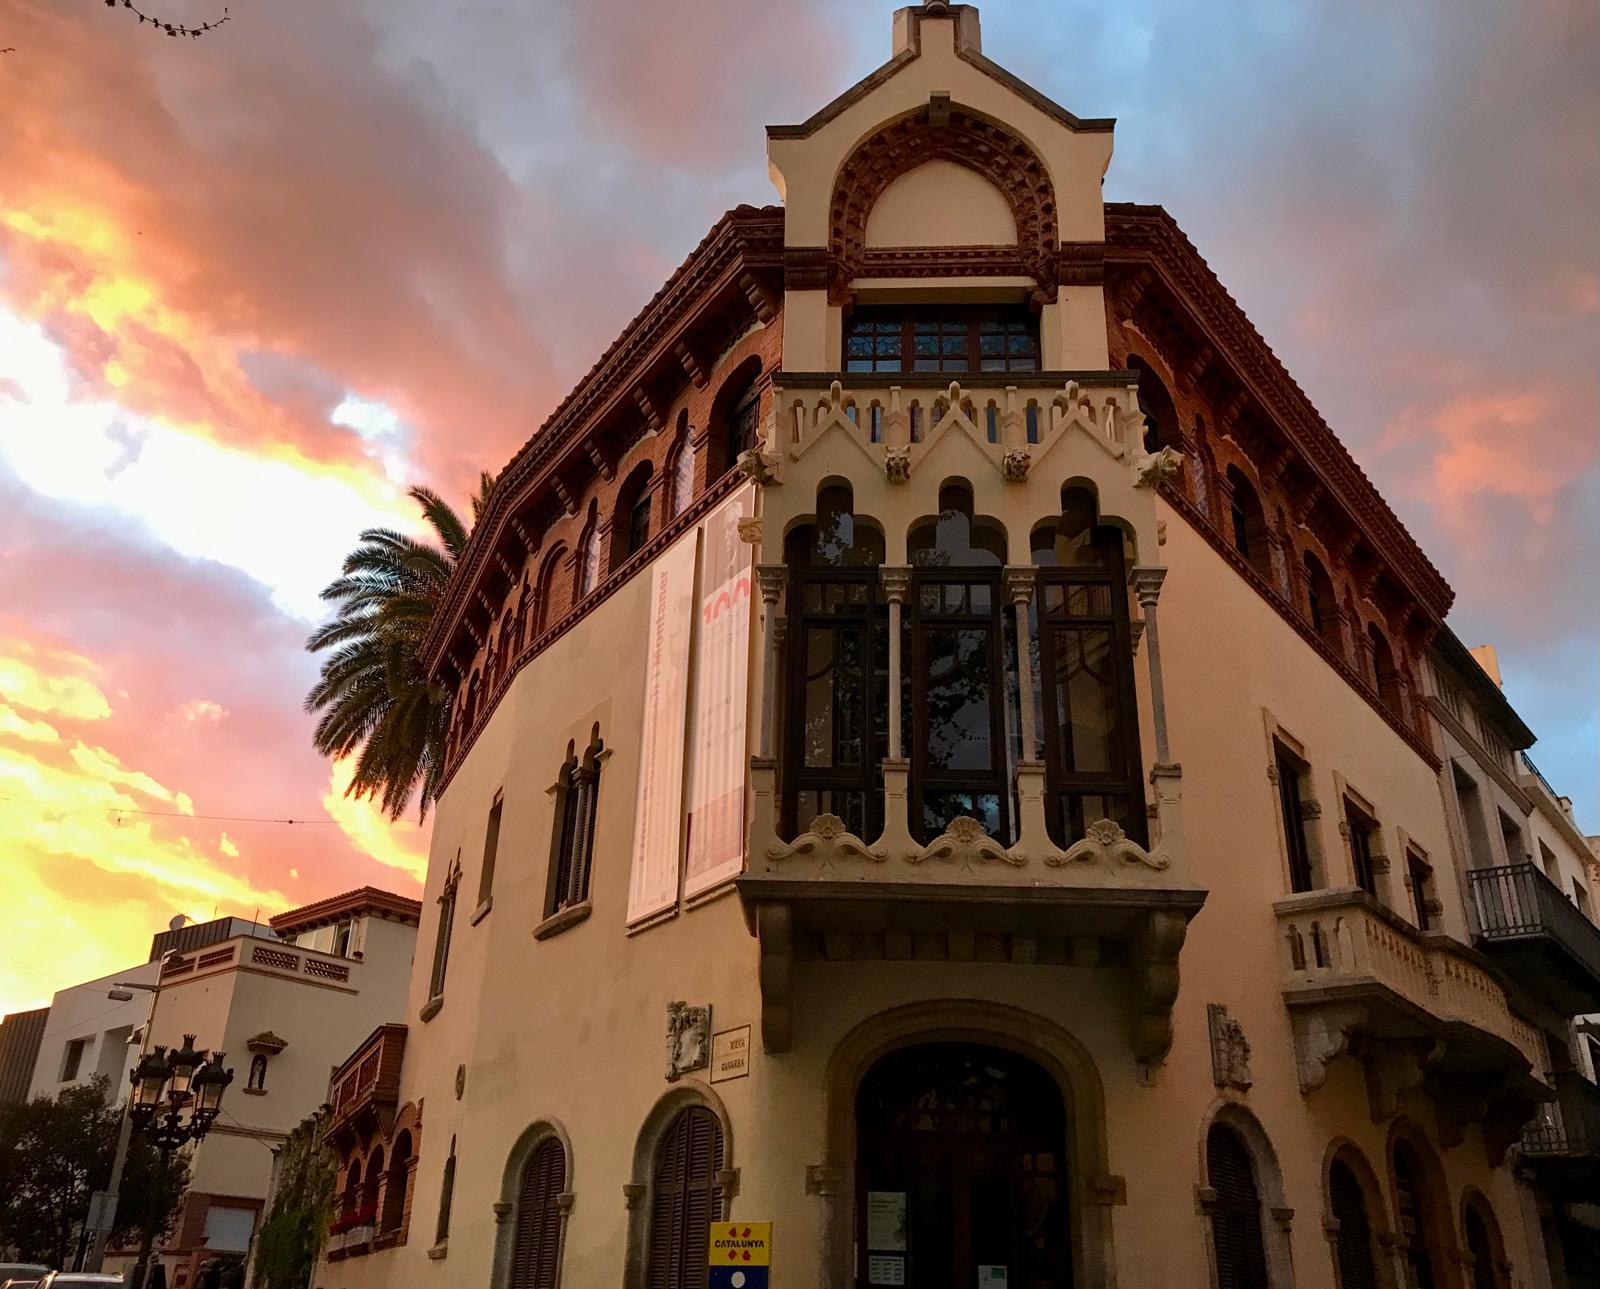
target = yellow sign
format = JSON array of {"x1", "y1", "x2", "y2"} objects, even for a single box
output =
[{"x1": 709, "y1": 1221, "x2": 772, "y2": 1267}]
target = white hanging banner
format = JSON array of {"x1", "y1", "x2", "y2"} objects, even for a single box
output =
[
  {"x1": 684, "y1": 485, "x2": 756, "y2": 899},
  {"x1": 626, "y1": 528, "x2": 700, "y2": 926}
]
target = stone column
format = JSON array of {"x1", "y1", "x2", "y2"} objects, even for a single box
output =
[
  {"x1": 1004, "y1": 567, "x2": 1039, "y2": 760},
  {"x1": 1131, "y1": 567, "x2": 1173, "y2": 766},
  {"x1": 756, "y1": 565, "x2": 786, "y2": 760},
  {"x1": 877, "y1": 567, "x2": 916, "y2": 857}
]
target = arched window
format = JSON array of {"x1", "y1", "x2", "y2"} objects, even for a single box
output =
[
  {"x1": 381, "y1": 1130, "x2": 413, "y2": 1236},
  {"x1": 612, "y1": 463, "x2": 655, "y2": 566},
  {"x1": 1368, "y1": 625, "x2": 1403, "y2": 716},
  {"x1": 1128, "y1": 355, "x2": 1182, "y2": 453},
  {"x1": 535, "y1": 545, "x2": 567, "y2": 637},
  {"x1": 363, "y1": 1146, "x2": 385, "y2": 1220},
  {"x1": 645, "y1": 1107, "x2": 725, "y2": 1289},
  {"x1": 246, "y1": 1055, "x2": 268, "y2": 1092},
  {"x1": 1206, "y1": 1123, "x2": 1270, "y2": 1288},
  {"x1": 577, "y1": 515, "x2": 601, "y2": 599},
  {"x1": 434, "y1": 1135, "x2": 456, "y2": 1248},
  {"x1": 509, "y1": 1136, "x2": 567, "y2": 1287},
  {"x1": 1303, "y1": 554, "x2": 1342, "y2": 656},
  {"x1": 1226, "y1": 466, "x2": 1272, "y2": 581},
  {"x1": 670, "y1": 416, "x2": 695, "y2": 518},
  {"x1": 546, "y1": 728, "x2": 602, "y2": 917},
  {"x1": 1393, "y1": 1138, "x2": 1443, "y2": 1289},
  {"x1": 342, "y1": 1160, "x2": 362, "y2": 1218},
  {"x1": 463, "y1": 674, "x2": 481, "y2": 735},
  {"x1": 515, "y1": 583, "x2": 531, "y2": 652},
  {"x1": 1463, "y1": 1195, "x2": 1506, "y2": 1289},
  {"x1": 783, "y1": 485, "x2": 887, "y2": 842},
  {"x1": 1328, "y1": 1157, "x2": 1381, "y2": 1289},
  {"x1": 1031, "y1": 488, "x2": 1146, "y2": 846},
  {"x1": 907, "y1": 483, "x2": 1012, "y2": 843},
  {"x1": 723, "y1": 376, "x2": 762, "y2": 475}
]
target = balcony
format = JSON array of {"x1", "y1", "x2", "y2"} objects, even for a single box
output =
[
  {"x1": 1275, "y1": 889, "x2": 1548, "y2": 1161},
  {"x1": 1522, "y1": 1072, "x2": 1600, "y2": 1197},
  {"x1": 1468, "y1": 862, "x2": 1600, "y2": 1015},
  {"x1": 325, "y1": 1023, "x2": 406, "y2": 1152},
  {"x1": 738, "y1": 369, "x2": 1206, "y2": 1067},
  {"x1": 159, "y1": 935, "x2": 355, "y2": 987}
]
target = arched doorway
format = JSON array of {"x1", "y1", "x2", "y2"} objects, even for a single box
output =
[{"x1": 855, "y1": 1042, "x2": 1071, "y2": 1287}]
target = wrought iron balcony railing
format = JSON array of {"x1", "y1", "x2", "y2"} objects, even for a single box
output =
[
  {"x1": 1467, "y1": 862, "x2": 1600, "y2": 1014},
  {"x1": 1523, "y1": 1071, "x2": 1600, "y2": 1159}
]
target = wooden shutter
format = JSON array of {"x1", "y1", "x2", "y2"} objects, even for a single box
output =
[
  {"x1": 646, "y1": 1107, "x2": 725, "y2": 1289},
  {"x1": 1329, "y1": 1160, "x2": 1380, "y2": 1289},
  {"x1": 1206, "y1": 1124, "x2": 1270, "y2": 1289},
  {"x1": 509, "y1": 1137, "x2": 567, "y2": 1289}
]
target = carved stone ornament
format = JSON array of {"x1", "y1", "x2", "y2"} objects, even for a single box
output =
[
  {"x1": 735, "y1": 448, "x2": 780, "y2": 486},
  {"x1": 765, "y1": 813, "x2": 883, "y2": 865},
  {"x1": 884, "y1": 446, "x2": 911, "y2": 484},
  {"x1": 1133, "y1": 445, "x2": 1185, "y2": 489},
  {"x1": 913, "y1": 815, "x2": 1025, "y2": 868},
  {"x1": 1207, "y1": 1004, "x2": 1253, "y2": 1091},
  {"x1": 1047, "y1": 818, "x2": 1170, "y2": 871},
  {"x1": 1001, "y1": 447, "x2": 1032, "y2": 482},
  {"x1": 737, "y1": 516, "x2": 763, "y2": 546},
  {"x1": 665, "y1": 1001, "x2": 712, "y2": 1082}
]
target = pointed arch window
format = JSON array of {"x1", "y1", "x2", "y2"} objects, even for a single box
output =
[
  {"x1": 509, "y1": 1136, "x2": 567, "y2": 1288},
  {"x1": 1227, "y1": 467, "x2": 1272, "y2": 582},
  {"x1": 645, "y1": 1107, "x2": 725, "y2": 1289},
  {"x1": 1128, "y1": 355, "x2": 1182, "y2": 453},
  {"x1": 427, "y1": 857, "x2": 460, "y2": 1004},
  {"x1": 1031, "y1": 488, "x2": 1146, "y2": 847},
  {"x1": 1368, "y1": 625, "x2": 1404, "y2": 717},
  {"x1": 578, "y1": 519, "x2": 601, "y2": 599},
  {"x1": 546, "y1": 729, "x2": 602, "y2": 917},
  {"x1": 1304, "y1": 554, "x2": 1342, "y2": 656},
  {"x1": 907, "y1": 484, "x2": 1012, "y2": 843},
  {"x1": 434, "y1": 1135, "x2": 456, "y2": 1249},
  {"x1": 724, "y1": 378, "x2": 762, "y2": 470},
  {"x1": 1206, "y1": 1123, "x2": 1270, "y2": 1289},
  {"x1": 670, "y1": 418, "x2": 695, "y2": 518},
  {"x1": 783, "y1": 485, "x2": 888, "y2": 842}
]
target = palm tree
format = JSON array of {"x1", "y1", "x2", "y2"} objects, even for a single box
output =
[{"x1": 306, "y1": 473, "x2": 494, "y2": 820}]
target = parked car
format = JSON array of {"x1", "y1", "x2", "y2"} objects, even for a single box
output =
[
  {"x1": 0, "y1": 1267, "x2": 48, "y2": 1284},
  {"x1": 0, "y1": 1279, "x2": 40, "y2": 1289},
  {"x1": 36, "y1": 1277, "x2": 124, "y2": 1287}
]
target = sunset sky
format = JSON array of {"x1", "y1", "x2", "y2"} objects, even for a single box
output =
[{"x1": 1, "y1": 0, "x2": 1595, "y2": 1019}]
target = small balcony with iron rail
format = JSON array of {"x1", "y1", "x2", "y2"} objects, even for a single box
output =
[
  {"x1": 736, "y1": 370, "x2": 1206, "y2": 1066},
  {"x1": 1521, "y1": 1070, "x2": 1600, "y2": 1199},
  {"x1": 1467, "y1": 862, "x2": 1600, "y2": 1016},
  {"x1": 324, "y1": 1022, "x2": 406, "y2": 1154}
]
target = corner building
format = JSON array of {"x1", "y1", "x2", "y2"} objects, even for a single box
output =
[{"x1": 320, "y1": 7, "x2": 1600, "y2": 1287}]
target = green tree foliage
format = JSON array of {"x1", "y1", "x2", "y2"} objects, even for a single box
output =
[
  {"x1": 0, "y1": 1076, "x2": 186, "y2": 1268},
  {"x1": 251, "y1": 1109, "x2": 336, "y2": 1289},
  {"x1": 306, "y1": 474, "x2": 495, "y2": 821}
]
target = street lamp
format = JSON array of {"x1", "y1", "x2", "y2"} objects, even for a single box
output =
[{"x1": 126, "y1": 1034, "x2": 233, "y2": 1289}]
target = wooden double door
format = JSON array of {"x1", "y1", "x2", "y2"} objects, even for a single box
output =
[{"x1": 856, "y1": 1044, "x2": 1073, "y2": 1289}]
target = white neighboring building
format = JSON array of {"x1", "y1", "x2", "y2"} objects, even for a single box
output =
[{"x1": 26, "y1": 892, "x2": 420, "y2": 1284}]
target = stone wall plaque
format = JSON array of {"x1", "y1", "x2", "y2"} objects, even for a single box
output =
[
  {"x1": 710, "y1": 1024, "x2": 751, "y2": 1083},
  {"x1": 666, "y1": 1000, "x2": 712, "y2": 1081},
  {"x1": 1207, "y1": 1003, "x2": 1252, "y2": 1091}
]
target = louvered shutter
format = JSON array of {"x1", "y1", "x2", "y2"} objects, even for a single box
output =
[
  {"x1": 1206, "y1": 1124, "x2": 1270, "y2": 1289},
  {"x1": 1329, "y1": 1160, "x2": 1379, "y2": 1289},
  {"x1": 646, "y1": 1107, "x2": 726, "y2": 1289},
  {"x1": 509, "y1": 1137, "x2": 567, "y2": 1289}
]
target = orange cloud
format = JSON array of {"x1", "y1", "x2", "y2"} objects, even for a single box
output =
[{"x1": 322, "y1": 756, "x2": 430, "y2": 885}]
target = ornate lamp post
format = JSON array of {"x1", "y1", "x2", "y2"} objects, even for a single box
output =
[{"x1": 127, "y1": 1036, "x2": 233, "y2": 1289}]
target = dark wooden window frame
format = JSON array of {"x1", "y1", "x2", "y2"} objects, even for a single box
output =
[
  {"x1": 628, "y1": 489, "x2": 654, "y2": 558},
  {"x1": 1206, "y1": 1122, "x2": 1271, "y2": 1289},
  {"x1": 1328, "y1": 1157, "x2": 1381, "y2": 1289},
  {"x1": 509, "y1": 1136, "x2": 567, "y2": 1288},
  {"x1": 545, "y1": 733, "x2": 602, "y2": 920},
  {"x1": 1275, "y1": 744, "x2": 1314, "y2": 893},
  {"x1": 844, "y1": 305, "x2": 1041, "y2": 376},
  {"x1": 908, "y1": 564, "x2": 1011, "y2": 845},
  {"x1": 1035, "y1": 540, "x2": 1148, "y2": 849},
  {"x1": 1343, "y1": 798, "x2": 1380, "y2": 899},
  {"x1": 781, "y1": 561, "x2": 889, "y2": 843}
]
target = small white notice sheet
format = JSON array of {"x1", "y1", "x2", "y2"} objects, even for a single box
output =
[
  {"x1": 865, "y1": 1191, "x2": 907, "y2": 1251},
  {"x1": 867, "y1": 1254, "x2": 906, "y2": 1286},
  {"x1": 978, "y1": 1267, "x2": 1009, "y2": 1289}
]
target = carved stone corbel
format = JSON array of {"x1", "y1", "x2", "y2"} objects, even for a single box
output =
[
  {"x1": 1133, "y1": 445, "x2": 1184, "y2": 489},
  {"x1": 1001, "y1": 447, "x2": 1031, "y2": 482},
  {"x1": 913, "y1": 816, "x2": 1024, "y2": 869},
  {"x1": 735, "y1": 448, "x2": 781, "y2": 486},
  {"x1": 674, "y1": 340, "x2": 708, "y2": 389},
  {"x1": 1362, "y1": 1037, "x2": 1436, "y2": 1123},
  {"x1": 1048, "y1": 818, "x2": 1170, "y2": 871},
  {"x1": 1131, "y1": 909, "x2": 1189, "y2": 1065},
  {"x1": 1288, "y1": 1001, "x2": 1366, "y2": 1094},
  {"x1": 756, "y1": 902, "x2": 793, "y2": 1053},
  {"x1": 884, "y1": 446, "x2": 911, "y2": 484},
  {"x1": 765, "y1": 814, "x2": 882, "y2": 867}
]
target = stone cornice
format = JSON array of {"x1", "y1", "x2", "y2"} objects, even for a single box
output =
[
  {"x1": 1105, "y1": 203, "x2": 1453, "y2": 624},
  {"x1": 422, "y1": 205, "x2": 783, "y2": 673}
]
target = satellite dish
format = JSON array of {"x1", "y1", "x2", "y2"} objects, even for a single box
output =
[{"x1": 168, "y1": 914, "x2": 192, "y2": 932}]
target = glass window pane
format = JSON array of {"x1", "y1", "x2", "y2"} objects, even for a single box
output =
[
  {"x1": 1053, "y1": 791, "x2": 1133, "y2": 846},
  {"x1": 922, "y1": 791, "x2": 1002, "y2": 840},
  {"x1": 803, "y1": 629, "x2": 836, "y2": 768},
  {"x1": 924, "y1": 626, "x2": 994, "y2": 770},
  {"x1": 1050, "y1": 626, "x2": 1121, "y2": 774}
]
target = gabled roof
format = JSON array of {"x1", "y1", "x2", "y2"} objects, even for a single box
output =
[{"x1": 767, "y1": 4, "x2": 1113, "y2": 139}]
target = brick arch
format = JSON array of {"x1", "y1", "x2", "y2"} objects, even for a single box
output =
[{"x1": 829, "y1": 105, "x2": 1058, "y2": 302}]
